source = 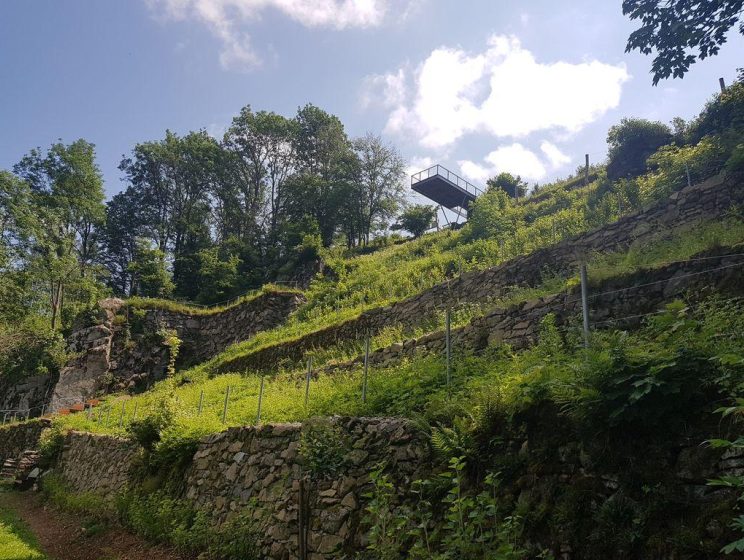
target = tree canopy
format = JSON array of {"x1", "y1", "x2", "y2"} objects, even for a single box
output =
[{"x1": 623, "y1": 0, "x2": 744, "y2": 84}]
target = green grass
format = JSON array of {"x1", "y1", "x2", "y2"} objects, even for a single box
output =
[
  {"x1": 127, "y1": 283, "x2": 302, "y2": 316},
  {"x1": 0, "y1": 488, "x2": 47, "y2": 560}
]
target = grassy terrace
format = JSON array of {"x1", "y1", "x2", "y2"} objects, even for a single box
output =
[
  {"x1": 49, "y1": 218, "x2": 744, "y2": 445},
  {"x1": 0, "y1": 487, "x2": 46, "y2": 560}
]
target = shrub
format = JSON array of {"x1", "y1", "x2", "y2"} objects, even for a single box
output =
[{"x1": 299, "y1": 418, "x2": 350, "y2": 478}]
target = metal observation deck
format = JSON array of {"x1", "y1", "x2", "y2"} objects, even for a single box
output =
[{"x1": 411, "y1": 164, "x2": 483, "y2": 212}]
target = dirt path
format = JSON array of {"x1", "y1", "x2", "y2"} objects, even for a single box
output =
[{"x1": 2, "y1": 491, "x2": 193, "y2": 560}]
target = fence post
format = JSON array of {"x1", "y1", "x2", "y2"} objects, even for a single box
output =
[
  {"x1": 87, "y1": 404, "x2": 93, "y2": 421},
  {"x1": 222, "y1": 385, "x2": 231, "y2": 423},
  {"x1": 304, "y1": 358, "x2": 312, "y2": 409},
  {"x1": 40, "y1": 404, "x2": 46, "y2": 417},
  {"x1": 105, "y1": 406, "x2": 111, "y2": 426},
  {"x1": 445, "y1": 308, "x2": 452, "y2": 394},
  {"x1": 256, "y1": 376, "x2": 265, "y2": 424},
  {"x1": 362, "y1": 334, "x2": 370, "y2": 403},
  {"x1": 97, "y1": 406, "x2": 103, "y2": 423},
  {"x1": 585, "y1": 154, "x2": 590, "y2": 185},
  {"x1": 197, "y1": 389, "x2": 204, "y2": 416},
  {"x1": 720, "y1": 77, "x2": 726, "y2": 93},
  {"x1": 132, "y1": 402, "x2": 138, "y2": 423},
  {"x1": 119, "y1": 401, "x2": 126, "y2": 428},
  {"x1": 580, "y1": 263, "x2": 590, "y2": 349},
  {"x1": 685, "y1": 162, "x2": 692, "y2": 188}
]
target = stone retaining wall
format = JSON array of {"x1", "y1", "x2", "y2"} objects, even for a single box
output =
[
  {"x1": 220, "y1": 175, "x2": 742, "y2": 374},
  {"x1": 57, "y1": 431, "x2": 140, "y2": 497},
  {"x1": 0, "y1": 419, "x2": 50, "y2": 463},
  {"x1": 320, "y1": 246, "x2": 744, "y2": 375}
]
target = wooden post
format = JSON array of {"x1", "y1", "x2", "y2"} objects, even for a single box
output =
[
  {"x1": 197, "y1": 389, "x2": 204, "y2": 416},
  {"x1": 445, "y1": 308, "x2": 452, "y2": 393},
  {"x1": 105, "y1": 406, "x2": 111, "y2": 426},
  {"x1": 304, "y1": 358, "x2": 312, "y2": 409},
  {"x1": 585, "y1": 154, "x2": 590, "y2": 185},
  {"x1": 720, "y1": 77, "x2": 726, "y2": 93},
  {"x1": 580, "y1": 263, "x2": 590, "y2": 349},
  {"x1": 685, "y1": 162, "x2": 692, "y2": 188},
  {"x1": 256, "y1": 376, "x2": 265, "y2": 424},
  {"x1": 132, "y1": 402, "x2": 138, "y2": 422},
  {"x1": 362, "y1": 335, "x2": 370, "y2": 403},
  {"x1": 222, "y1": 385, "x2": 230, "y2": 423},
  {"x1": 119, "y1": 401, "x2": 126, "y2": 428}
]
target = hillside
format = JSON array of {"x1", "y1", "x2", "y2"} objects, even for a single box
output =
[{"x1": 2, "y1": 83, "x2": 744, "y2": 560}]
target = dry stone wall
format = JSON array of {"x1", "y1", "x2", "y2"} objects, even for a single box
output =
[
  {"x1": 220, "y1": 174, "x2": 743, "y2": 374},
  {"x1": 57, "y1": 431, "x2": 140, "y2": 497},
  {"x1": 0, "y1": 419, "x2": 50, "y2": 464},
  {"x1": 51, "y1": 418, "x2": 429, "y2": 559},
  {"x1": 320, "y1": 246, "x2": 744, "y2": 375}
]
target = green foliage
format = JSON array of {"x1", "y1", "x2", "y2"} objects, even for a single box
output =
[
  {"x1": 156, "y1": 328, "x2": 181, "y2": 377},
  {"x1": 362, "y1": 458, "x2": 523, "y2": 559},
  {"x1": 606, "y1": 118, "x2": 673, "y2": 181},
  {"x1": 624, "y1": 0, "x2": 744, "y2": 85},
  {"x1": 127, "y1": 395, "x2": 175, "y2": 451},
  {"x1": 395, "y1": 205, "x2": 437, "y2": 238},
  {"x1": 117, "y1": 489, "x2": 262, "y2": 559},
  {"x1": 486, "y1": 172, "x2": 528, "y2": 199},
  {"x1": 128, "y1": 241, "x2": 174, "y2": 298},
  {"x1": 690, "y1": 81, "x2": 744, "y2": 143},
  {"x1": 299, "y1": 418, "x2": 350, "y2": 478},
  {"x1": 0, "y1": 316, "x2": 67, "y2": 383},
  {"x1": 37, "y1": 425, "x2": 66, "y2": 469}
]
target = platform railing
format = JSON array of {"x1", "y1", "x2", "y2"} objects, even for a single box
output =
[{"x1": 411, "y1": 164, "x2": 483, "y2": 198}]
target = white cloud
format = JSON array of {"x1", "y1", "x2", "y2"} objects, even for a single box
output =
[
  {"x1": 458, "y1": 141, "x2": 571, "y2": 184},
  {"x1": 365, "y1": 34, "x2": 629, "y2": 149},
  {"x1": 540, "y1": 141, "x2": 570, "y2": 168},
  {"x1": 146, "y1": 0, "x2": 397, "y2": 70}
]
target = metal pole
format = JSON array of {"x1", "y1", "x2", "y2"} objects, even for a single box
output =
[
  {"x1": 105, "y1": 406, "x2": 111, "y2": 426},
  {"x1": 222, "y1": 385, "x2": 230, "y2": 423},
  {"x1": 119, "y1": 401, "x2": 126, "y2": 428},
  {"x1": 445, "y1": 308, "x2": 452, "y2": 393},
  {"x1": 304, "y1": 358, "x2": 312, "y2": 409},
  {"x1": 685, "y1": 162, "x2": 692, "y2": 188},
  {"x1": 362, "y1": 335, "x2": 370, "y2": 403},
  {"x1": 197, "y1": 389, "x2": 204, "y2": 416},
  {"x1": 580, "y1": 263, "x2": 590, "y2": 349},
  {"x1": 585, "y1": 154, "x2": 590, "y2": 185},
  {"x1": 97, "y1": 406, "x2": 103, "y2": 423},
  {"x1": 87, "y1": 404, "x2": 92, "y2": 420},
  {"x1": 40, "y1": 404, "x2": 46, "y2": 417},
  {"x1": 551, "y1": 219, "x2": 556, "y2": 242},
  {"x1": 256, "y1": 376, "x2": 265, "y2": 424},
  {"x1": 132, "y1": 402, "x2": 138, "y2": 422},
  {"x1": 720, "y1": 77, "x2": 726, "y2": 93}
]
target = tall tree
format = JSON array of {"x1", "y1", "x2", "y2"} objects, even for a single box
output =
[
  {"x1": 348, "y1": 133, "x2": 406, "y2": 246},
  {"x1": 12, "y1": 140, "x2": 106, "y2": 328},
  {"x1": 623, "y1": 0, "x2": 744, "y2": 84}
]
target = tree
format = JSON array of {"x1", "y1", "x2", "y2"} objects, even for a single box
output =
[
  {"x1": 348, "y1": 133, "x2": 406, "y2": 246},
  {"x1": 13, "y1": 140, "x2": 107, "y2": 329},
  {"x1": 606, "y1": 118, "x2": 674, "y2": 181},
  {"x1": 395, "y1": 205, "x2": 437, "y2": 238},
  {"x1": 466, "y1": 187, "x2": 518, "y2": 241},
  {"x1": 623, "y1": 0, "x2": 744, "y2": 85},
  {"x1": 100, "y1": 189, "x2": 141, "y2": 296},
  {"x1": 128, "y1": 241, "x2": 174, "y2": 298},
  {"x1": 486, "y1": 173, "x2": 528, "y2": 200}
]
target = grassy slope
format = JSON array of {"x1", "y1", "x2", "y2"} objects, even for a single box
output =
[
  {"x1": 52, "y1": 218, "x2": 744, "y2": 443},
  {"x1": 0, "y1": 488, "x2": 46, "y2": 560}
]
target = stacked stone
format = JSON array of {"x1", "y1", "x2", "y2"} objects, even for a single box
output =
[{"x1": 0, "y1": 419, "x2": 50, "y2": 464}]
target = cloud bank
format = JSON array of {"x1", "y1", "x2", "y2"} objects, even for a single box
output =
[{"x1": 146, "y1": 0, "x2": 397, "y2": 69}]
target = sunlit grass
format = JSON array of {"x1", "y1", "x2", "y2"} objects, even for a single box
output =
[{"x1": 0, "y1": 491, "x2": 47, "y2": 560}]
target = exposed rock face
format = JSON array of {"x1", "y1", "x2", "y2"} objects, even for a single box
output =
[
  {"x1": 50, "y1": 299, "x2": 124, "y2": 412},
  {"x1": 219, "y1": 174, "x2": 743, "y2": 374},
  {"x1": 0, "y1": 374, "x2": 53, "y2": 418},
  {"x1": 47, "y1": 291, "x2": 304, "y2": 412}
]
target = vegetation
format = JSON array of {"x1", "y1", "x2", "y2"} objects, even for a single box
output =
[
  {"x1": 0, "y1": 488, "x2": 47, "y2": 560},
  {"x1": 623, "y1": 0, "x2": 744, "y2": 84}
]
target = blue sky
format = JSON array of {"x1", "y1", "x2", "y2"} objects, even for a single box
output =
[{"x1": 2, "y1": 0, "x2": 743, "y2": 202}]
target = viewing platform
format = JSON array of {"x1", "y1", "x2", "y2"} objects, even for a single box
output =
[{"x1": 411, "y1": 164, "x2": 483, "y2": 212}]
